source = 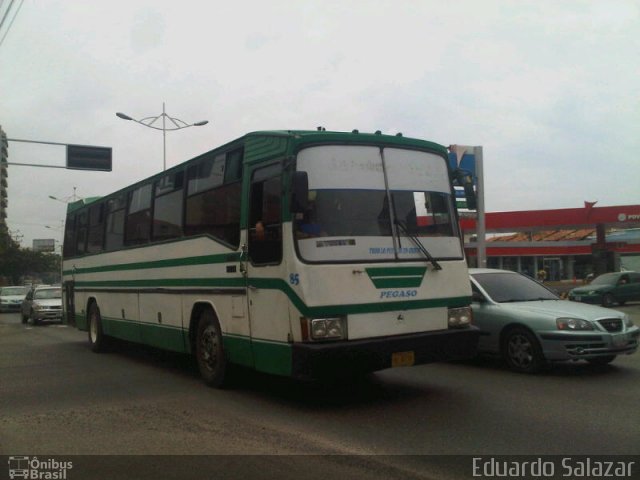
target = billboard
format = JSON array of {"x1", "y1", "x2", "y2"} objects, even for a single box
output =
[
  {"x1": 66, "y1": 144, "x2": 112, "y2": 171},
  {"x1": 33, "y1": 238, "x2": 56, "y2": 252}
]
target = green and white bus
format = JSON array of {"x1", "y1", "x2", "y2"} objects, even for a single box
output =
[{"x1": 62, "y1": 129, "x2": 479, "y2": 387}]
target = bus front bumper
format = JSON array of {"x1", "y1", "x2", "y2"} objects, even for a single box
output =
[{"x1": 291, "y1": 327, "x2": 479, "y2": 380}]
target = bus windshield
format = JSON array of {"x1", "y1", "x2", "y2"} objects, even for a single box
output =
[{"x1": 294, "y1": 145, "x2": 462, "y2": 263}]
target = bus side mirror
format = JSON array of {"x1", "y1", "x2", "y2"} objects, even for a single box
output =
[
  {"x1": 290, "y1": 171, "x2": 309, "y2": 213},
  {"x1": 472, "y1": 291, "x2": 485, "y2": 303},
  {"x1": 454, "y1": 169, "x2": 477, "y2": 211}
]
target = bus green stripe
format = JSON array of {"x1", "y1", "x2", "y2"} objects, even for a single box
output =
[
  {"x1": 76, "y1": 313, "x2": 290, "y2": 375},
  {"x1": 369, "y1": 277, "x2": 424, "y2": 288},
  {"x1": 74, "y1": 277, "x2": 469, "y2": 316},
  {"x1": 365, "y1": 266, "x2": 427, "y2": 277},
  {"x1": 62, "y1": 252, "x2": 241, "y2": 276},
  {"x1": 75, "y1": 278, "x2": 244, "y2": 289}
]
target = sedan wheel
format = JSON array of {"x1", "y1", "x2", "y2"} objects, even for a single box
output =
[
  {"x1": 503, "y1": 327, "x2": 546, "y2": 373},
  {"x1": 602, "y1": 293, "x2": 615, "y2": 307}
]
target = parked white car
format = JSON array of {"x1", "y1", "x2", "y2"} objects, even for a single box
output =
[
  {"x1": 0, "y1": 286, "x2": 28, "y2": 313},
  {"x1": 20, "y1": 286, "x2": 63, "y2": 325}
]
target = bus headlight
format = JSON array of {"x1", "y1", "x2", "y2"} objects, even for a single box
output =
[
  {"x1": 448, "y1": 307, "x2": 472, "y2": 328},
  {"x1": 302, "y1": 317, "x2": 347, "y2": 341}
]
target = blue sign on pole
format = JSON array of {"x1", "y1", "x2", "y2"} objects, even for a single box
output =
[{"x1": 448, "y1": 151, "x2": 477, "y2": 183}]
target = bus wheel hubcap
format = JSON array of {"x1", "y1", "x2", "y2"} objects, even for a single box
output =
[{"x1": 201, "y1": 326, "x2": 219, "y2": 371}]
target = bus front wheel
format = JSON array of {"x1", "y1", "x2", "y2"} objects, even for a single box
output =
[{"x1": 195, "y1": 309, "x2": 227, "y2": 388}]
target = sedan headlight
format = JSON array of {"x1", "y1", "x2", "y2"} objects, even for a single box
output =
[
  {"x1": 556, "y1": 318, "x2": 594, "y2": 331},
  {"x1": 448, "y1": 306, "x2": 473, "y2": 328},
  {"x1": 624, "y1": 315, "x2": 634, "y2": 328}
]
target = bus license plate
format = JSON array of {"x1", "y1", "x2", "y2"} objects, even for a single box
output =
[{"x1": 392, "y1": 351, "x2": 415, "y2": 367}]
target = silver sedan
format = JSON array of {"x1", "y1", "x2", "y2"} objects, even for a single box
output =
[{"x1": 470, "y1": 268, "x2": 639, "y2": 373}]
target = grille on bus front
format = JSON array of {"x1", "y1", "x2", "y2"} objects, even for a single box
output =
[{"x1": 598, "y1": 318, "x2": 623, "y2": 332}]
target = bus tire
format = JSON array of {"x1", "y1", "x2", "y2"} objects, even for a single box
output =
[
  {"x1": 88, "y1": 301, "x2": 109, "y2": 353},
  {"x1": 195, "y1": 309, "x2": 227, "y2": 388}
]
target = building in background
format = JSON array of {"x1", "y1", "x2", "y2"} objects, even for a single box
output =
[{"x1": 461, "y1": 203, "x2": 640, "y2": 280}]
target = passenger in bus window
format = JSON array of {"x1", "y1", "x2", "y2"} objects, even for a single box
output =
[{"x1": 254, "y1": 221, "x2": 265, "y2": 241}]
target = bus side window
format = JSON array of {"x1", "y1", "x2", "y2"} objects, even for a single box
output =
[
  {"x1": 87, "y1": 203, "x2": 106, "y2": 253},
  {"x1": 63, "y1": 215, "x2": 76, "y2": 258},
  {"x1": 105, "y1": 195, "x2": 126, "y2": 251},
  {"x1": 125, "y1": 184, "x2": 152, "y2": 246},
  {"x1": 153, "y1": 171, "x2": 184, "y2": 241},
  {"x1": 249, "y1": 165, "x2": 282, "y2": 265},
  {"x1": 75, "y1": 211, "x2": 88, "y2": 255}
]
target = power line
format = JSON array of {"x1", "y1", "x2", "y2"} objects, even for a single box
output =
[{"x1": 0, "y1": 0, "x2": 24, "y2": 49}]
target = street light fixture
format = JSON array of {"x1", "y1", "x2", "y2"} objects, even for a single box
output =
[
  {"x1": 48, "y1": 187, "x2": 81, "y2": 204},
  {"x1": 116, "y1": 102, "x2": 209, "y2": 171}
]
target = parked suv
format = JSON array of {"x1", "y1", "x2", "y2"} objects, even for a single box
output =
[{"x1": 21, "y1": 286, "x2": 63, "y2": 325}]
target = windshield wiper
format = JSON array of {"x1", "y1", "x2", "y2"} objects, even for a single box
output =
[{"x1": 394, "y1": 219, "x2": 442, "y2": 270}]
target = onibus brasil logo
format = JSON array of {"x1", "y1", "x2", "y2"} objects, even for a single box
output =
[{"x1": 8, "y1": 456, "x2": 73, "y2": 479}]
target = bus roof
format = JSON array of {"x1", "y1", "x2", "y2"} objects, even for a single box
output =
[
  {"x1": 246, "y1": 129, "x2": 448, "y2": 154},
  {"x1": 65, "y1": 129, "x2": 449, "y2": 216}
]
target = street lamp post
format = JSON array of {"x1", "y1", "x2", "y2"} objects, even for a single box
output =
[{"x1": 116, "y1": 103, "x2": 209, "y2": 171}]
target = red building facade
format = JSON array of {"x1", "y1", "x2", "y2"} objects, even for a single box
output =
[{"x1": 460, "y1": 204, "x2": 640, "y2": 280}]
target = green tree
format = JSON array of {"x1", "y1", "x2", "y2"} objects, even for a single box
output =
[{"x1": 0, "y1": 235, "x2": 61, "y2": 285}]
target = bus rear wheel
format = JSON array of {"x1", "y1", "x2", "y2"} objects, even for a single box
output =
[
  {"x1": 88, "y1": 302, "x2": 109, "y2": 352},
  {"x1": 195, "y1": 309, "x2": 227, "y2": 388}
]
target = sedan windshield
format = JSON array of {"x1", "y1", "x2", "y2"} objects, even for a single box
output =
[
  {"x1": 472, "y1": 272, "x2": 558, "y2": 303},
  {"x1": 1, "y1": 287, "x2": 26, "y2": 296},
  {"x1": 591, "y1": 273, "x2": 619, "y2": 286},
  {"x1": 34, "y1": 289, "x2": 62, "y2": 300}
]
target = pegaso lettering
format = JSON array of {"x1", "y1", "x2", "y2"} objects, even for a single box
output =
[{"x1": 380, "y1": 289, "x2": 418, "y2": 299}]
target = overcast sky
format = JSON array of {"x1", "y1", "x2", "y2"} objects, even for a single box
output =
[{"x1": 1, "y1": 0, "x2": 638, "y2": 249}]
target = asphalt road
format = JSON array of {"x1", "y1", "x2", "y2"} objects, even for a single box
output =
[{"x1": 2, "y1": 305, "x2": 640, "y2": 479}]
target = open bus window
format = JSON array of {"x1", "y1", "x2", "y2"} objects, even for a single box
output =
[{"x1": 249, "y1": 165, "x2": 282, "y2": 265}]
